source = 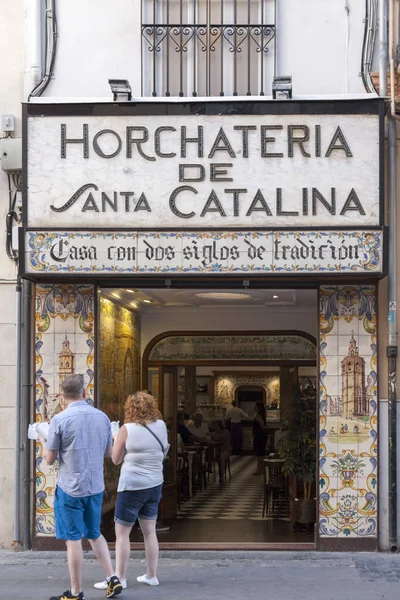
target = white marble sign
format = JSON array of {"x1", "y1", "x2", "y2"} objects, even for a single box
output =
[
  {"x1": 25, "y1": 230, "x2": 383, "y2": 275},
  {"x1": 26, "y1": 114, "x2": 380, "y2": 228}
]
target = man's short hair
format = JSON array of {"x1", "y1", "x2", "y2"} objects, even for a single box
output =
[{"x1": 62, "y1": 374, "x2": 85, "y2": 399}]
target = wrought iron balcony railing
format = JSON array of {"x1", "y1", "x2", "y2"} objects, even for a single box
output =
[{"x1": 141, "y1": 0, "x2": 276, "y2": 98}]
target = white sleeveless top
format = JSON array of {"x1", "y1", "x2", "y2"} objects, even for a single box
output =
[{"x1": 117, "y1": 420, "x2": 168, "y2": 492}]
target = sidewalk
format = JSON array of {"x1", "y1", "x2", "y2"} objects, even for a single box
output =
[{"x1": 2, "y1": 550, "x2": 400, "y2": 600}]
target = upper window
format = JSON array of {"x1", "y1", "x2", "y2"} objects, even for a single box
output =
[{"x1": 141, "y1": 0, "x2": 276, "y2": 97}]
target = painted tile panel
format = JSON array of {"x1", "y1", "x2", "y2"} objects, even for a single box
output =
[
  {"x1": 99, "y1": 297, "x2": 141, "y2": 514},
  {"x1": 35, "y1": 284, "x2": 95, "y2": 537},
  {"x1": 149, "y1": 334, "x2": 316, "y2": 361},
  {"x1": 25, "y1": 230, "x2": 383, "y2": 275},
  {"x1": 319, "y1": 285, "x2": 377, "y2": 539}
]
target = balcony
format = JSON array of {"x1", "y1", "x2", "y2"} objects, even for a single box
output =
[{"x1": 141, "y1": 0, "x2": 276, "y2": 97}]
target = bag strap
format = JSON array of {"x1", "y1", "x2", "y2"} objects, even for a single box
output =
[{"x1": 143, "y1": 424, "x2": 165, "y2": 454}]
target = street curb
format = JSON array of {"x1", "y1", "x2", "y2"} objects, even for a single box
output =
[{"x1": 0, "y1": 549, "x2": 389, "y2": 563}]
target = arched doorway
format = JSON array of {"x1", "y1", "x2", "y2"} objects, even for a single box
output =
[
  {"x1": 140, "y1": 330, "x2": 317, "y2": 542},
  {"x1": 235, "y1": 385, "x2": 266, "y2": 416}
]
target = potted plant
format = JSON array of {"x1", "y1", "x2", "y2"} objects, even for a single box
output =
[{"x1": 277, "y1": 382, "x2": 317, "y2": 526}]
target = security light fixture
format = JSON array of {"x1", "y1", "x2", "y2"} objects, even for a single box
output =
[
  {"x1": 272, "y1": 76, "x2": 292, "y2": 100},
  {"x1": 108, "y1": 79, "x2": 132, "y2": 101},
  {"x1": 273, "y1": 295, "x2": 279, "y2": 299}
]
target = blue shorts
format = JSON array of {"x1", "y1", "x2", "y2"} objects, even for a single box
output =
[
  {"x1": 54, "y1": 486, "x2": 103, "y2": 541},
  {"x1": 115, "y1": 484, "x2": 163, "y2": 527}
]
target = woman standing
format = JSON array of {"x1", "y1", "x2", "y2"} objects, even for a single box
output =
[
  {"x1": 253, "y1": 402, "x2": 267, "y2": 475},
  {"x1": 211, "y1": 420, "x2": 232, "y2": 482},
  {"x1": 95, "y1": 391, "x2": 168, "y2": 593}
]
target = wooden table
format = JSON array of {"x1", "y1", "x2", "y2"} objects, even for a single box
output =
[
  {"x1": 178, "y1": 450, "x2": 197, "y2": 498},
  {"x1": 185, "y1": 441, "x2": 224, "y2": 483},
  {"x1": 184, "y1": 445, "x2": 208, "y2": 492}
]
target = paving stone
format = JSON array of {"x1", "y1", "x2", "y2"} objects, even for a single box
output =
[{"x1": 1, "y1": 550, "x2": 400, "y2": 599}]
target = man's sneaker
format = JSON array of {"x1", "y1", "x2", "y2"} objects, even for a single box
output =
[
  {"x1": 94, "y1": 579, "x2": 127, "y2": 591},
  {"x1": 106, "y1": 576, "x2": 123, "y2": 598},
  {"x1": 49, "y1": 591, "x2": 84, "y2": 600},
  {"x1": 137, "y1": 574, "x2": 160, "y2": 586}
]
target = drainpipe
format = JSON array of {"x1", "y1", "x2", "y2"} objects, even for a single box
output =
[
  {"x1": 379, "y1": 0, "x2": 388, "y2": 96},
  {"x1": 14, "y1": 278, "x2": 22, "y2": 544},
  {"x1": 28, "y1": 0, "x2": 58, "y2": 100},
  {"x1": 387, "y1": 0, "x2": 399, "y2": 552},
  {"x1": 387, "y1": 115, "x2": 398, "y2": 553},
  {"x1": 21, "y1": 279, "x2": 33, "y2": 550},
  {"x1": 31, "y1": 0, "x2": 43, "y2": 87},
  {"x1": 389, "y1": 0, "x2": 400, "y2": 119}
]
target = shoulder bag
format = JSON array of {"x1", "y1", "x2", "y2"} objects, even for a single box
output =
[{"x1": 143, "y1": 424, "x2": 170, "y2": 458}]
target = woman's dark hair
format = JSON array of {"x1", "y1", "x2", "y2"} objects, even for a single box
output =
[{"x1": 256, "y1": 402, "x2": 266, "y2": 421}]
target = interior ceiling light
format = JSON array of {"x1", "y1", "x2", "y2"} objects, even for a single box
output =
[
  {"x1": 126, "y1": 289, "x2": 136, "y2": 294},
  {"x1": 111, "y1": 292, "x2": 120, "y2": 299},
  {"x1": 194, "y1": 292, "x2": 252, "y2": 300},
  {"x1": 142, "y1": 299, "x2": 152, "y2": 304},
  {"x1": 273, "y1": 295, "x2": 279, "y2": 299},
  {"x1": 164, "y1": 302, "x2": 192, "y2": 307}
]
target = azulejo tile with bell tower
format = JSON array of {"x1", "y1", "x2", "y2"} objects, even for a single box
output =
[
  {"x1": 319, "y1": 285, "x2": 377, "y2": 538},
  {"x1": 34, "y1": 284, "x2": 95, "y2": 536}
]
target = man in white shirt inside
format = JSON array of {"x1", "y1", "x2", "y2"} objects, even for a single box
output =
[
  {"x1": 225, "y1": 401, "x2": 248, "y2": 454},
  {"x1": 186, "y1": 412, "x2": 210, "y2": 442}
]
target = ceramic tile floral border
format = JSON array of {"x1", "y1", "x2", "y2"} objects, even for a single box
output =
[
  {"x1": 25, "y1": 230, "x2": 383, "y2": 275},
  {"x1": 319, "y1": 285, "x2": 377, "y2": 538},
  {"x1": 35, "y1": 284, "x2": 95, "y2": 536}
]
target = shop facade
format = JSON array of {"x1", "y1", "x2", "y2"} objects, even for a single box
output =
[{"x1": 22, "y1": 98, "x2": 385, "y2": 550}]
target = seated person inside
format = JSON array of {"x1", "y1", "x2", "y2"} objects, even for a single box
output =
[
  {"x1": 178, "y1": 412, "x2": 209, "y2": 446},
  {"x1": 186, "y1": 412, "x2": 210, "y2": 443}
]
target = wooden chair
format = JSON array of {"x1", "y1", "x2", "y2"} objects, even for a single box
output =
[
  {"x1": 223, "y1": 455, "x2": 232, "y2": 481},
  {"x1": 262, "y1": 459, "x2": 288, "y2": 518},
  {"x1": 191, "y1": 449, "x2": 204, "y2": 494},
  {"x1": 177, "y1": 453, "x2": 189, "y2": 508},
  {"x1": 205, "y1": 443, "x2": 219, "y2": 483}
]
